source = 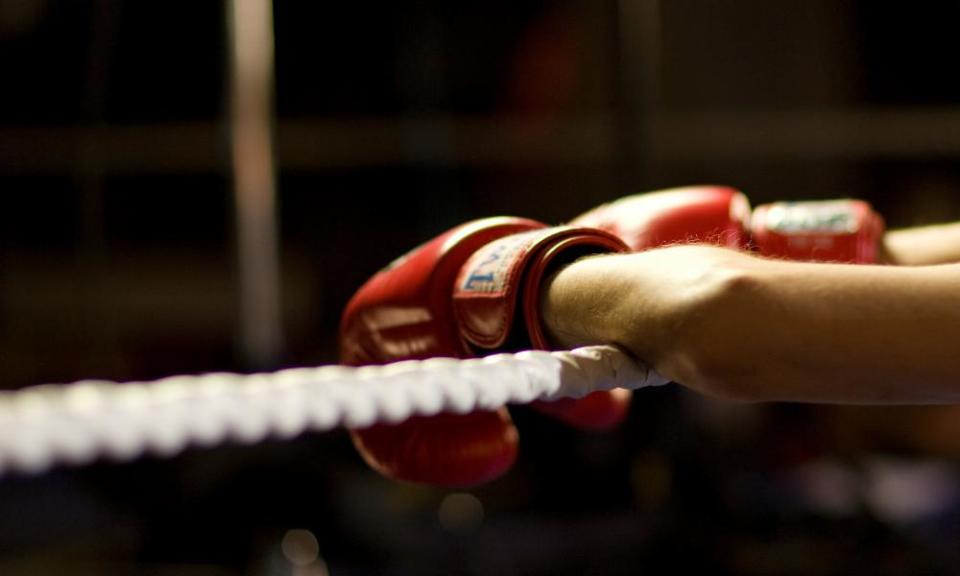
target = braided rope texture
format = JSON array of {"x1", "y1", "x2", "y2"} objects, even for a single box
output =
[{"x1": 0, "y1": 345, "x2": 667, "y2": 477}]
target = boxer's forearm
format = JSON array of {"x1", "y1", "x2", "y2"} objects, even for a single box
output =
[
  {"x1": 883, "y1": 221, "x2": 960, "y2": 265},
  {"x1": 541, "y1": 246, "x2": 758, "y2": 397},
  {"x1": 542, "y1": 247, "x2": 960, "y2": 404}
]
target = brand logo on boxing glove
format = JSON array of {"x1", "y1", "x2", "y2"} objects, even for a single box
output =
[
  {"x1": 458, "y1": 229, "x2": 557, "y2": 295},
  {"x1": 764, "y1": 201, "x2": 859, "y2": 235}
]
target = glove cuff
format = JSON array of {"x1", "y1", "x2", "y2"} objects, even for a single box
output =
[{"x1": 453, "y1": 226, "x2": 628, "y2": 352}]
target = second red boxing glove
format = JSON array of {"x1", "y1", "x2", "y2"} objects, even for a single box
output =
[
  {"x1": 569, "y1": 185, "x2": 752, "y2": 251},
  {"x1": 568, "y1": 185, "x2": 884, "y2": 264}
]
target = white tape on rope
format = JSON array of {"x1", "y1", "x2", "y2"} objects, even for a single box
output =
[{"x1": 0, "y1": 346, "x2": 668, "y2": 477}]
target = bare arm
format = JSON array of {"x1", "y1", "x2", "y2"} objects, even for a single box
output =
[
  {"x1": 542, "y1": 246, "x2": 960, "y2": 404},
  {"x1": 883, "y1": 221, "x2": 960, "y2": 265}
]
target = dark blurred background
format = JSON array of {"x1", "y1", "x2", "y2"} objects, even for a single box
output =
[{"x1": 3, "y1": 1, "x2": 960, "y2": 574}]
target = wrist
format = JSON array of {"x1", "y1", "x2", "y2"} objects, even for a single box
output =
[
  {"x1": 541, "y1": 246, "x2": 742, "y2": 354},
  {"x1": 539, "y1": 254, "x2": 619, "y2": 351},
  {"x1": 541, "y1": 245, "x2": 765, "y2": 394}
]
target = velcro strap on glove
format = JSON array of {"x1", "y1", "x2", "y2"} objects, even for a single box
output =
[
  {"x1": 751, "y1": 200, "x2": 885, "y2": 264},
  {"x1": 453, "y1": 226, "x2": 628, "y2": 352}
]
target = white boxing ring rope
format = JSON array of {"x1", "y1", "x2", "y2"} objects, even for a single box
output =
[{"x1": 0, "y1": 346, "x2": 668, "y2": 477}]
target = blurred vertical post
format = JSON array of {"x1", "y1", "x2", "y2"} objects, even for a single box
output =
[
  {"x1": 616, "y1": 0, "x2": 661, "y2": 187},
  {"x1": 227, "y1": 0, "x2": 282, "y2": 368}
]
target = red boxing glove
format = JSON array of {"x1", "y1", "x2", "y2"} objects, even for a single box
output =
[
  {"x1": 569, "y1": 186, "x2": 884, "y2": 264},
  {"x1": 340, "y1": 217, "x2": 628, "y2": 486},
  {"x1": 569, "y1": 185, "x2": 753, "y2": 251},
  {"x1": 751, "y1": 199, "x2": 885, "y2": 264}
]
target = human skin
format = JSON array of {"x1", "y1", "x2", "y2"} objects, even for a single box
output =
[
  {"x1": 540, "y1": 239, "x2": 960, "y2": 405},
  {"x1": 882, "y1": 221, "x2": 960, "y2": 266}
]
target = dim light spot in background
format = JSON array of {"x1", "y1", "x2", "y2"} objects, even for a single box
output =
[{"x1": 438, "y1": 492, "x2": 484, "y2": 533}]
